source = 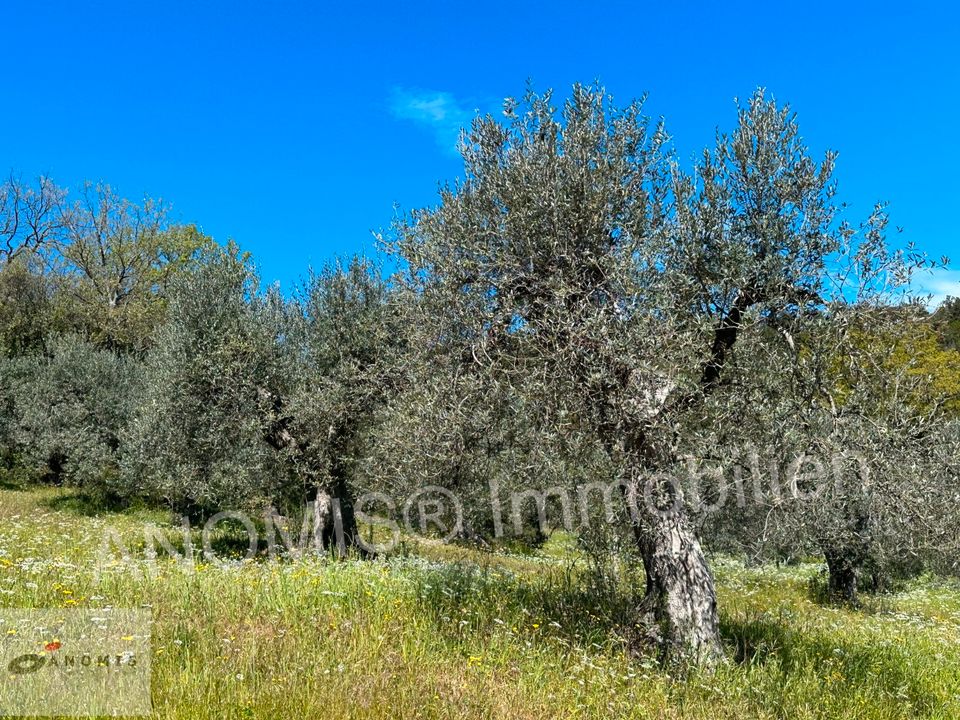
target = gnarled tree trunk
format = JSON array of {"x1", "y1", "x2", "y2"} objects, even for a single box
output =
[
  {"x1": 823, "y1": 547, "x2": 861, "y2": 602},
  {"x1": 608, "y1": 288, "x2": 758, "y2": 665},
  {"x1": 628, "y1": 475, "x2": 723, "y2": 665},
  {"x1": 310, "y1": 472, "x2": 364, "y2": 558}
]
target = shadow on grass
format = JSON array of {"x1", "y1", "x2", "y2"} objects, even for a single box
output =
[
  {"x1": 39, "y1": 490, "x2": 129, "y2": 517},
  {"x1": 719, "y1": 612, "x2": 944, "y2": 714},
  {"x1": 410, "y1": 560, "x2": 646, "y2": 655},
  {"x1": 720, "y1": 612, "x2": 790, "y2": 665},
  {"x1": 0, "y1": 476, "x2": 23, "y2": 491},
  {"x1": 410, "y1": 561, "x2": 948, "y2": 714}
]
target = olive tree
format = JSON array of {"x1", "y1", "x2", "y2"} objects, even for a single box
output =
[
  {"x1": 122, "y1": 245, "x2": 295, "y2": 513},
  {"x1": 6, "y1": 335, "x2": 140, "y2": 499},
  {"x1": 278, "y1": 258, "x2": 403, "y2": 554},
  {"x1": 715, "y1": 305, "x2": 960, "y2": 599},
  {"x1": 368, "y1": 349, "x2": 620, "y2": 549},
  {"x1": 390, "y1": 84, "x2": 931, "y2": 664}
]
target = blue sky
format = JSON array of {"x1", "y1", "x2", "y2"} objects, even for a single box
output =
[{"x1": 4, "y1": 1, "x2": 959, "y2": 301}]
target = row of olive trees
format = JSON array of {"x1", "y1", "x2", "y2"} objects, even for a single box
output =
[
  {"x1": 0, "y1": 234, "x2": 399, "y2": 553},
  {"x1": 124, "y1": 244, "x2": 404, "y2": 552},
  {"x1": 1, "y1": 85, "x2": 958, "y2": 666}
]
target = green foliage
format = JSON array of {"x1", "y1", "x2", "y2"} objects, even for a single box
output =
[
  {"x1": 3, "y1": 335, "x2": 139, "y2": 499},
  {"x1": 0, "y1": 179, "x2": 215, "y2": 357},
  {"x1": 0, "y1": 257, "x2": 51, "y2": 357},
  {"x1": 56, "y1": 183, "x2": 214, "y2": 351},
  {"x1": 933, "y1": 296, "x2": 960, "y2": 351},
  {"x1": 285, "y1": 257, "x2": 401, "y2": 491},
  {"x1": 122, "y1": 244, "x2": 293, "y2": 513},
  {"x1": 826, "y1": 314, "x2": 960, "y2": 415},
  {"x1": 697, "y1": 303, "x2": 960, "y2": 596},
  {"x1": 888, "y1": 321, "x2": 960, "y2": 414}
]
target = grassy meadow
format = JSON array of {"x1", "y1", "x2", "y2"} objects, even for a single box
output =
[{"x1": 1, "y1": 483, "x2": 959, "y2": 719}]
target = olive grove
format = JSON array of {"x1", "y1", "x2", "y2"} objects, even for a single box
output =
[{"x1": 0, "y1": 84, "x2": 957, "y2": 668}]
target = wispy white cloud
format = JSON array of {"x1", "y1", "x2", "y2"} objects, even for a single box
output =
[
  {"x1": 911, "y1": 268, "x2": 960, "y2": 308},
  {"x1": 389, "y1": 88, "x2": 477, "y2": 154}
]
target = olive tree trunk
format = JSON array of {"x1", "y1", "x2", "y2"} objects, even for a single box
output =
[
  {"x1": 612, "y1": 418, "x2": 724, "y2": 664},
  {"x1": 261, "y1": 388, "x2": 366, "y2": 558},
  {"x1": 310, "y1": 444, "x2": 365, "y2": 558},
  {"x1": 311, "y1": 485, "x2": 363, "y2": 558},
  {"x1": 628, "y1": 477, "x2": 723, "y2": 665},
  {"x1": 821, "y1": 506, "x2": 872, "y2": 602},
  {"x1": 823, "y1": 547, "x2": 861, "y2": 601}
]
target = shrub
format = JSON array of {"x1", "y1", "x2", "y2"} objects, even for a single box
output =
[{"x1": 7, "y1": 334, "x2": 139, "y2": 500}]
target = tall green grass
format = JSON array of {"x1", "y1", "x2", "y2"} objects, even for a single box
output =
[{"x1": 1, "y1": 486, "x2": 958, "y2": 718}]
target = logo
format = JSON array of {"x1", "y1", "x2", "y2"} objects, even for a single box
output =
[
  {"x1": 0, "y1": 609, "x2": 152, "y2": 717},
  {"x1": 6, "y1": 649, "x2": 137, "y2": 675},
  {"x1": 7, "y1": 654, "x2": 45, "y2": 675}
]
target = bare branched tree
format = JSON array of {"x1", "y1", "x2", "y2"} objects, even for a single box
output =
[{"x1": 0, "y1": 174, "x2": 67, "y2": 263}]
